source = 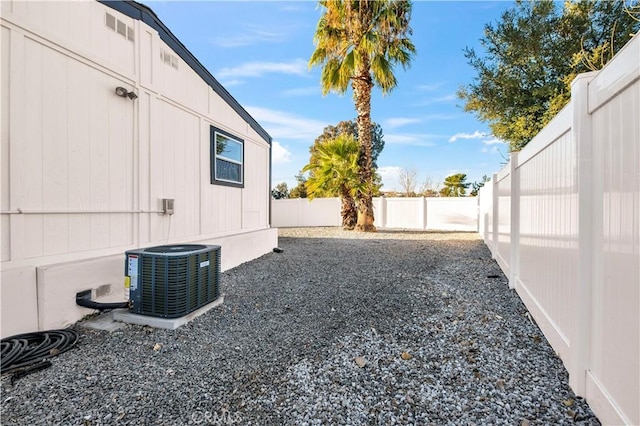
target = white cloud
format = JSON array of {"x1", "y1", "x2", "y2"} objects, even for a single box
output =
[
  {"x1": 211, "y1": 25, "x2": 286, "y2": 48},
  {"x1": 413, "y1": 93, "x2": 457, "y2": 107},
  {"x1": 216, "y1": 59, "x2": 308, "y2": 79},
  {"x1": 245, "y1": 106, "x2": 326, "y2": 141},
  {"x1": 422, "y1": 113, "x2": 458, "y2": 121},
  {"x1": 281, "y1": 86, "x2": 320, "y2": 97},
  {"x1": 448, "y1": 132, "x2": 507, "y2": 147},
  {"x1": 377, "y1": 166, "x2": 403, "y2": 191},
  {"x1": 434, "y1": 93, "x2": 456, "y2": 102},
  {"x1": 271, "y1": 141, "x2": 292, "y2": 164},
  {"x1": 281, "y1": 4, "x2": 308, "y2": 12},
  {"x1": 416, "y1": 82, "x2": 445, "y2": 92},
  {"x1": 385, "y1": 133, "x2": 439, "y2": 146},
  {"x1": 484, "y1": 145, "x2": 505, "y2": 155},
  {"x1": 444, "y1": 168, "x2": 469, "y2": 177},
  {"x1": 482, "y1": 138, "x2": 506, "y2": 145},
  {"x1": 219, "y1": 79, "x2": 243, "y2": 87},
  {"x1": 448, "y1": 130, "x2": 487, "y2": 143},
  {"x1": 383, "y1": 117, "x2": 422, "y2": 129}
]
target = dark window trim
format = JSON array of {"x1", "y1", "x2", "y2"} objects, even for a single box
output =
[
  {"x1": 99, "y1": 0, "x2": 272, "y2": 146},
  {"x1": 211, "y1": 126, "x2": 244, "y2": 188}
]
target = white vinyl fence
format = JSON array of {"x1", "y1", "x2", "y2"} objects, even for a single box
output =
[
  {"x1": 272, "y1": 197, "x2": 478, "y2": 231},
  {"x1": 479, "y1": 33, "x2": 639, "y2": 426}
]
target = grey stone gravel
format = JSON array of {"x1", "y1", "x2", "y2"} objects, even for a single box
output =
[{"x1": 1, "y1": 227, "x2": 599, "y2": 425}]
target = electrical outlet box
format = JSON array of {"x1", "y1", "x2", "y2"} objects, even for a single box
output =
[{"x1": 162, "y1": 198, "x2": 174, "y2": 215}]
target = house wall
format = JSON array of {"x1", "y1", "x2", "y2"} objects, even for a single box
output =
[
  {"x1": 478, "y1": 33, "x2": 639, "y2": 425},
  {"x1": 1, "y1": 1, "x2": 276, "y2": 337}
]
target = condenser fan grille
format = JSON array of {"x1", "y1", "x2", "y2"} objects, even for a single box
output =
[
  {"x1": 127, "y1": 245, "x2": 220, "y2": 318},
  {"x1": 144, "y1": 244, "x2": 207, "y2": 254}
]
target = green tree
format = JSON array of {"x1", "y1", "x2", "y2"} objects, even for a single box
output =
[
  {"x1": 305, "y1": 120, "x2": 385, "y2": 205},
  {"x1": 626, "y1": 2, "x2": 640, "y2": 33},
  {"x1": 312, "y1": 120, "x2": 385, "y2": 169},
  {"x1": 440, "y1": 173, "x2": 470, "y2": 197},
  {"x1": 289, "y1": 172, "x2": 308, "y2": 198},
  {"x1": 303, "y1": 134, "x2": 361, "y2": 229},
  {"x1": 271, "y1": 182, "x2": 290, "y2": 199},
  {"x1": 470, "y1": 175, "x2": 490, "y2": 197},
  {"x1": 310, "y1": 0, "x2": 416, "y2": 231},
  {"x1": 459, "y1": 0, "x2": 639, "y2": 151}
]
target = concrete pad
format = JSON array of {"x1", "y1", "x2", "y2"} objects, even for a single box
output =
[
  {"x1": 112, "y1": 295, "x2": 225, "y2": 330},
  {"x1": 79, "y1": 311, "x2": 126, "y2": 332}
]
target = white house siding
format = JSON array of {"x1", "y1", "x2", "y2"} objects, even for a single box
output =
[
  {"x1": 2, "y1": 25, "x2": 11, "y2": 262},
  {"x1": 1, "y1": 0, "x2": 276, "y2": 337}
]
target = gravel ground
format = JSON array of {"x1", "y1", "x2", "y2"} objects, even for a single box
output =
[{"x1": 1, "y1": 227, "x2": 599, "y2": 425}]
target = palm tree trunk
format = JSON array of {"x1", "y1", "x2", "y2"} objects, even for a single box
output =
[
  {"x1": 352, "y1": 72, "x2": 376, "y2": 232},
  {"x1": 340, "y1": 191, "x2": 357, "y2": 230}
]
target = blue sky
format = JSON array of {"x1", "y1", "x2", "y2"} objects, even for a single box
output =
[{"x1": 146, "y1": 1, "x2": 514, "y2": 191}]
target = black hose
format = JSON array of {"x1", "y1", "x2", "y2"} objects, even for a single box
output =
[
  {"x1": 76, "y1": 297, "x2": 129, "y2": 310},
  {"x1": 10, "y1": 360, "x2": 52, "y2": 385},
  {"x1": 75, "y1": 291, "x2": 129, "y2": 311},
  {"x1": 1, "y1": 329, "x2": 79, "y2": 375}
]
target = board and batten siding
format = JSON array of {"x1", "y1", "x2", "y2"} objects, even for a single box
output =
[{"x1": 1, "y1": 0, "x2": 276, "y2": 337}]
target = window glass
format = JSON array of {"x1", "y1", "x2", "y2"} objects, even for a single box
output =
[
  {"x1": 216, "y1": 134, "x2": 242, "y2": 162},
  {"x1": 211, "y1": 127, "x2": 243, "y2": 187},
  {"x1": 216, "y1": 159, "x2": 241, "y2": 182}
]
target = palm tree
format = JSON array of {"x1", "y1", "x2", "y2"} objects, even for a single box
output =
[
  {"x1": 309, "y1": 0, "x2": 416, "y2": 231},
  {"x1": 302, "y1": 134, "x2": 361, "y2": 229}
]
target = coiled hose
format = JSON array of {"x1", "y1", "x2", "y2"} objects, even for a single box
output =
[{"x1": 1, "y1": 329, "x2": 79, "y2": 381}]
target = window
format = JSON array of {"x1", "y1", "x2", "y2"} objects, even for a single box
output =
[{"x1": 211, "y1": 127, "x2": 244, "y2": 187}]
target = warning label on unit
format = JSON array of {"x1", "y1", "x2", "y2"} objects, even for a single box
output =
[
  {"x1": 124, "y1": 276, "x2": 131, "y2": 300},
  {"x1": 127, "y1": 255, "x2": 138, "y2": 291}
]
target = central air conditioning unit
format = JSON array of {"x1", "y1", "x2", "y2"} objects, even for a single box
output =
[{"x1": 124, "y1": 244, "x2": 221, "y2": 318}]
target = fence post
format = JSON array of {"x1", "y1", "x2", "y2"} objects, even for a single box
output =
[
  {"x1": 379, "y1": 196, "x2": 387, "y2": 229},
  {"x1": 509, "y1": 152, "x2": 520, "y2": 290},
  {"x1": 421, "y1": 196, "x2": 427, "y2": 230},
  {"x1": 570, "y1": 72, "x2": 596, "y2": 397},
  {"x1": 476, "y1": 194, "x2": 480, "y2": 234},
  {"x1": 491, "y1": 172, "x2": 499, "y2": 258},
  {"x1": 297, "y1": 198, "x2": 304, "y2": 227}
]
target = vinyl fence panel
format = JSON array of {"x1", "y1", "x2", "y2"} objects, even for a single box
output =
[
  {"x1": 272, "y1": 197, "x2": 478, "y2": 231},
  {"x1": 583, "y1": 37, "x2": 639, "y2": 425},
  {"x1": 271, "y1": 198, "x2": 342, "y2": 228},
  {"x1": 478, "y1": 33, "x2": 640, "y2": 425}
]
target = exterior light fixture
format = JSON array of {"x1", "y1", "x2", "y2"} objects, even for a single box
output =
[
  {"x1": 115, "y1": 86, "x2": 138, "y2": 100},
  {"x1": 115, "y1": 86, "x2": 128, "y2": 97}
]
